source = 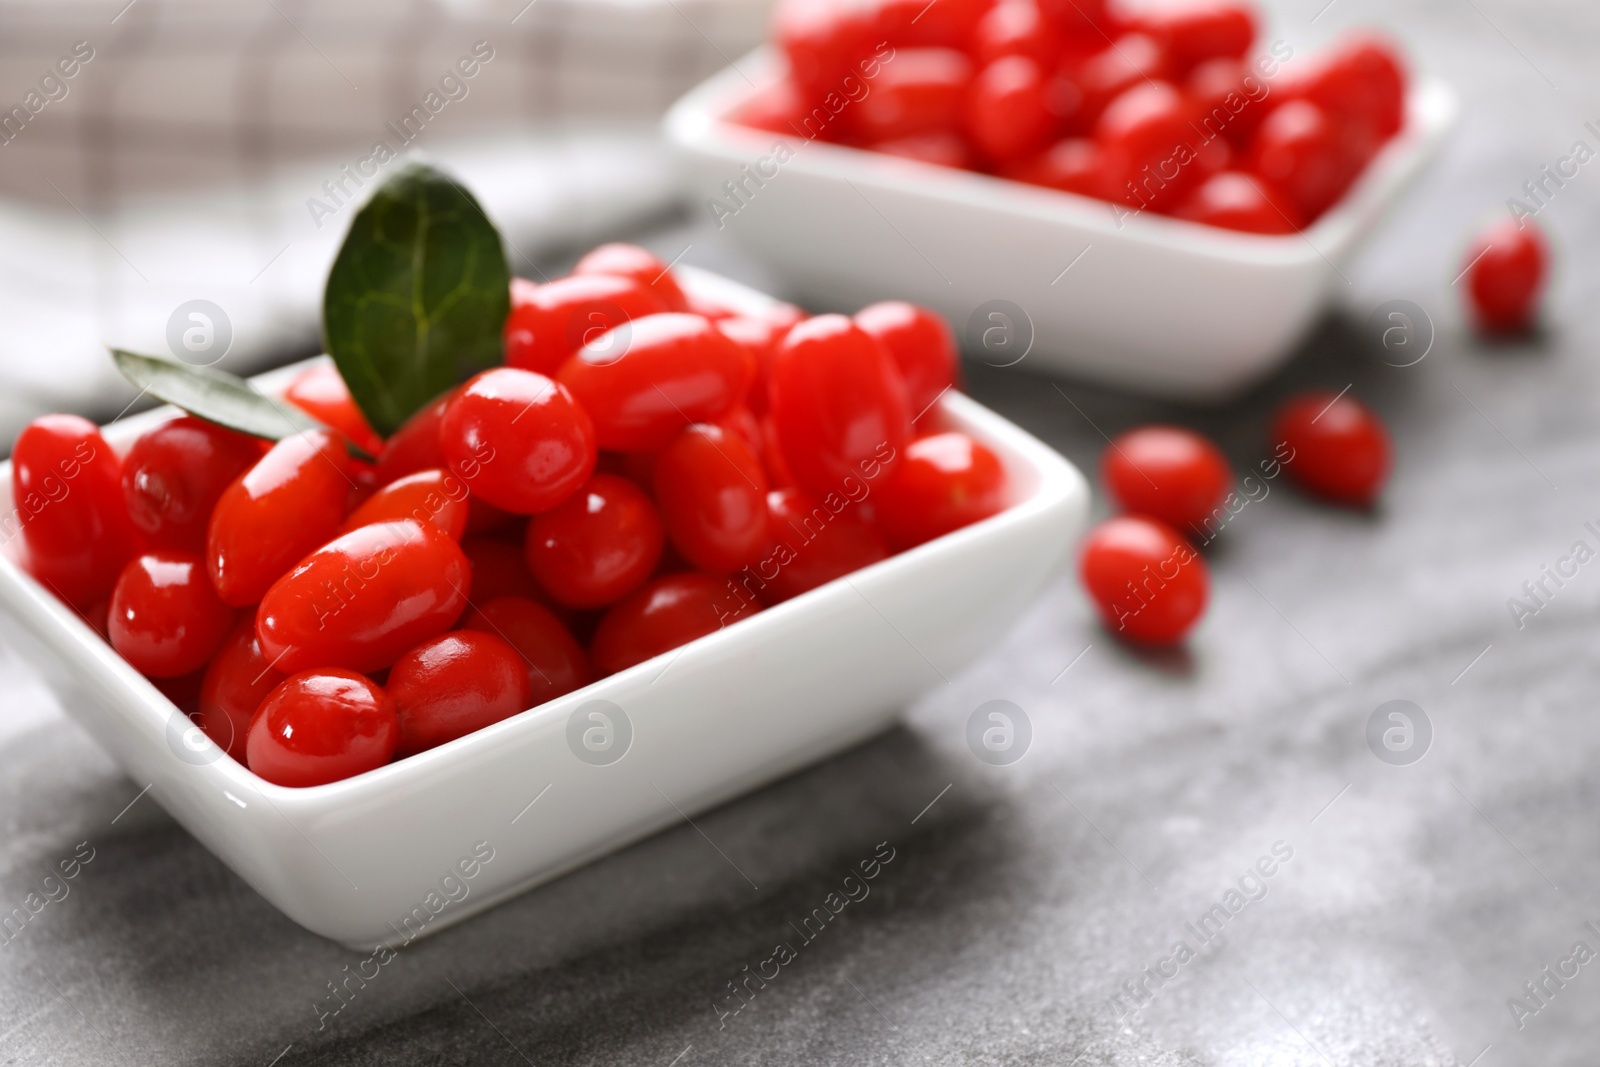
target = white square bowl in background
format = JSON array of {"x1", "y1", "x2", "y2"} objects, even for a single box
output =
[
  {"x1": 0, "y1": 268, "x2": 1089, "y2": 949},
  {"x1": 665, "y1": 48, "x2": 1457, "y2": 402}
]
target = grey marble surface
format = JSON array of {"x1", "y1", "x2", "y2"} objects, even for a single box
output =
[{"x1": 6, "y1": 0, "x2": 1600, "y2": 1064}]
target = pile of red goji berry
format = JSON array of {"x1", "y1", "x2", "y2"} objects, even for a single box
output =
[
  {"x1": 12, "y1": 245, "x2": 1007, "y2": 787},
  {"x1": 734, "y1": 0, "x2": 1409, "y2": 233}
]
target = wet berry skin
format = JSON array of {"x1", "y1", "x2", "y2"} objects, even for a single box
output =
[
  {"x1": 853, "y1": 302, "x2": 959, "y2": 420},
  {"x1": 591, "y1": 573, "x2": 761, "y2": 676},
  {"x1": 256, "y1": 519, "x2": 472, "y2": 674},
  {"x1": 108, "y1": 551, "x2": 235, "y2": 678},
  {"x1": 122, "y1": 417, "x2": 265, "y2": 552},
  {"x1": 1464, "y1": 217, "x2": 1548, "y2": 335},
  {"x1": 1174, "y1": 171, "x2": 1301, "y2": 234},
  {"x1": 374, "y1": 391, "x2": 453, "y2": 486},
  {"x1": 13, "y1": 414, "x2": 141, "y2": 608},
  {"x1": 1102, "y1": 426, "x2": 1234, "y2": 533},
  {"x1": 246, "y1": 670, "x2": 399, "y2": 787},
  {"x1": 504, "y1": 274, "x2": 668, "y2": 377},
  {"x1": 462, "y1": 596, "x2": 592, "y2": 706},
  {"x1": 284, "y1": 364, "x2": 384, "y2": 458},
  {"x1": 653, "y1": 424, "x2": 771, "y2": 574},
  {"x1": 439, "y1": 368, "x2": 597, "y2": 515},
  {"x1": 874, "y1": 432, "x2": 1009, "y2": 550},
  {"x1": 1301, "y1": 34, "x2": 1407, "y2": 141},
  {"x1": 716, "y1": 317, "x2": 791, "y2": 417},
  {"x1": 768, "y1": 315, "x2": 911, "y2": 501},
  {"x1": 341, "y1": 468, "x2": 469, "y2": 541},
  {"x1": 964, "y1": 56, "x2": 1058, "y2": 165},
  {"x1": 387, "y1": 630, "x2": 533, "y2": 757},
  {"x1": 1079, "y1": 517, "x2": 1209, "y2": 645},
  {"x1": 757, "y1": 488, "x2": 888, "y2": 604},
  {"x1": 207, "y1": 429, "x2": 353, "y2": 607},
  {"x1": 573, "y1": 243, "x2": 690, "y2": 312},
  {"x1": 557, "y1": 313, "x2": 753, "y2": 452},
  {"x1": 1247, "y1": 99, "x2": 1352, "y2": 220},
  {"x1": 524, "y1": 474, "x2": 664, "y2": 609},
  {"x1": 1272, "y1": 391, "x2": 1391, "y2": 506},
  {"x1": 197, "y1": 618, "x2": 286, "y2": 760}
]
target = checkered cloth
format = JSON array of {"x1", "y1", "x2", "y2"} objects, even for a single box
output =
[{"x1": 0, "y1": 0, "x2": 769, "y2": 439}]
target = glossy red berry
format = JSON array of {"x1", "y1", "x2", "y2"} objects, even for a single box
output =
[
  {"x1": 1009, "y1": 137, "x2": 1109, "y2": 197},
  {"x1": 965, "y1": 56, "x2": 1060, "y2": 164},
  {"x1": 1272, "y1": 391, "x2": 1391, "y2": 506},
  {"x1": 874, "y1": 432, "x2": 1009, "y2": 550},
  {"x1": 1097, "y1": 81, "x2": 1199, "y2": 211},
  {"x1": 207, "y1": 429, "x2": 353, "y2": 607},
  {"x1": 854, "y1": 48, "x2": 973, "y2": 143},
  {"x1": 1174, "y1": 171, "x2": 1300, "y2": 233},
  {"x1": 256, "y1": 519, "x2": 472, "y2": 674},
  {"x1": 653, "y1": 424, "x2": 771, "y2": 573},
  {"x1": 374, "y1": 391, "x2": 452, "y2": 485},
  {"x1": 874, "y1": 0, "x2": 991, "y2": 47},
  {"x1": 591, "y1": 573, "x2": 761, "y2": 676},
  {"x1": 1464, "y1": 218, "x2": 1547, "y2": 335},
  {"x1": 717, "y1": 404, "x2": 765, "y2": 460},
  {"x1": 761, "y1": 416, "x2": 797, "y2": 489},
  {"x1": 440, "y1": 368, "x2": 597, "y2": 515},
  {"x1": 976, "y1": 0, "x2": 1059, "y2": 67},
  {"x1": 197, "y1": 618, "x2": 286, "y2": 761},
  {"x1": 504, "y1": 274, "x2": 668, "y2": 377},
  {"x1": 556, "y1": 313, "x2": 753, "y2": 452},
  {"x1": 462, "y1": 596, "x2": 592, "y2": 706},
  {"x1": 853, "y1": 302, "x2": 959, "y2": 420},
  {"x1": 768, "y1": 315, "x2": 911, "y2": 500},
  {"x1": 1038, "y1": 0, "x2": 1111, "y2": 37},
  {"x1": 758, "y1": 488, "x2": 888, "y2": 604},
  {"x1": 717, "y1": 316, "x2": 791, "y2": 417},
  {"x1": 246, "y1": 670, "x2": 398, "y2": 787},
  {"x1": 1074, "y1": 34, "x2": 1170, "y2": 129},
  {"x1": 388, "y1": 631, "x2": 533, "y2": 757},
  {"x1": 573, "y1": 242, "x2": 690, "y2": 311},
  {"x1": 1248, "y1": 99, "x2": 1351, "y2": 220},
  {"x1": 773, "y1": 0, "x2": 871, "y2": 104},
  {"x1": 108, "y1": 551, "x2": 235, "y2": 678},
  {"x1": 1079, "y1": 517, "x2": 1208, "y2": 644},
  {"x1": 13, "y1": 415, "x2": 141, "y2": 608},
  {"x1": 121, "y1": 416, "x2": 265, "y2": 552},
  {"x1": 1186, "y1": 58, "x2": 1267, "y2": 149},
  {"x1": 1135, "y1": 3, "x2": 1255, "y2": 75},
  {"x1": 1103, "y1": 426, "x2": 1233, "y2": 533},
  {"x1": 284, "y1": 364, "x2": 384, "y2": 458},
  {"x1": 524, "y1": 474, "x2": 664, "y2": 608},
  {"x1": 1301, "y1": 34, "x2": 1406, "y2": 141},
  {"x1": 340, "y1": 468, "x2": 469, "y2": 541}
]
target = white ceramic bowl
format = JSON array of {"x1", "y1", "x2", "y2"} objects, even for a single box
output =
[
  {"x1": 666, "y1": 48, "x2": 1457, "y2": 402},
  {"x1": 0, "y1": 269, "x2": 1089, "y2": 949}
]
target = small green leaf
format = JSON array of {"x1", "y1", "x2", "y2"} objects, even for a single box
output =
[
  {"x1": 110, "y1": 349, "x2": 375, "y2": 461},
  {"x1": 322, "y1": 161, "x2": 511, "y2": 436}
]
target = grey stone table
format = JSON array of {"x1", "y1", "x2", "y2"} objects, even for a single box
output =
[{"x1": 5, "y1": 0, "x2": 1600, "y2": 1063}]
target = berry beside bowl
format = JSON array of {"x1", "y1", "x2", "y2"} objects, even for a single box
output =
[
  {"x1": 0, "y1": 267, "x2": 1088, "y2": 949},
  {"x1": 665, "y1": 0, "x2": 1456, "y2": 401}
]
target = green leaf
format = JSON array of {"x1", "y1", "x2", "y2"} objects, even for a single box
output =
[
  {"x1": 109, "y1": 350, "x2": 375, "y2": 461},
  {"x1": 112, "y1": 348, "x2": 323, "y2": 439},
  {"x1": 322, "y1": 161, "x2": 511, "y2": 436}
]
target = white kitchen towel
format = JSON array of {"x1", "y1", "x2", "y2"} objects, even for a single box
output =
[{"x1": 0, "y1": 0, "x2": 770, "y2": 439}]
